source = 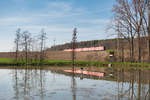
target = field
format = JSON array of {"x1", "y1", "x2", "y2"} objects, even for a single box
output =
[{"x1": 0, "y1": 51, "x2": 109, "y2": 61}]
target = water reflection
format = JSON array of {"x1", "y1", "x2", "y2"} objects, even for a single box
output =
[
  {"x1": 51, "y1": 68, "x2": 150, "y2": 100},
  {"x1": 1, "y1": 67, "x2": 150, "y2": 100},
  {"x1": 71, "y1": 73, "x2": 76, "y2": 100},
  {"x1": 112, "y1": 69, "x2": 150, "y2": 100},
  {"x1": 12, "y1": 68, "x2": 46, "y2": 100}
]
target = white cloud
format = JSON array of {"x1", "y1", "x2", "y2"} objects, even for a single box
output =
[
  {"x1": 47, "y1": 2, "x2": 72, "y2": 12},
  {"x1": 0, "y1": 1, "x2": 113, "y2": 52},
  {"x1": 76, "y1": 19, "x2": 110, "y2": 27},
  {"x1": 0, "y1": 17, "x2": 34, "y2": 27}
]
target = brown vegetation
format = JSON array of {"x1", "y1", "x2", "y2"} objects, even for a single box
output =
[{"x1": 0, "y1": 51, "x2": 109, "y2": 62}]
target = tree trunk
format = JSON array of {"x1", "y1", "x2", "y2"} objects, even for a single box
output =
[
  {"x1": 148, "y1": 7, "x2": 150, "y2": 62},
  {"x1": 131, "y1": 36, "x2": 134, "y2": 62},
  {"x1": 138, "y1": 33, "x2": 141, "y2": 62}
]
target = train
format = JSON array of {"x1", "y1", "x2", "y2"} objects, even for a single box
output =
[{"x1": 64, "y1": 46, "x2": 105, "y2": 52}]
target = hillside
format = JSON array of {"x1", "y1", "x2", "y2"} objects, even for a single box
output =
[
  {"x1": 48, "y1": 38, "x2": 126, "y2": 51},
  {"x1": 48, "y1": 37, "x2": 147, "y2": 51}
]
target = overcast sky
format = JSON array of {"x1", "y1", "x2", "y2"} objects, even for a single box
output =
[{"x1": 0, "y1": 0, "x2": 115, "y2": 52}]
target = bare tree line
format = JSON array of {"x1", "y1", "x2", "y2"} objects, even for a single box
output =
[
  {"x1": 14, "y1": 28, "x2": 47, "y2": 64},
  {"x1": 111, "y1": 0, "x2": 150, "y2": 62}
]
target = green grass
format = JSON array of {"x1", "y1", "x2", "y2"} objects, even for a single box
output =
[
  {"x1": 1, "y1": 58, "x2": 150, "y2": 68},
  {"x1": 0, "y1": 58, "x2": 14, "y2": 64}
]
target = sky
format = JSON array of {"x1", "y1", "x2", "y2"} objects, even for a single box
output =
[{"x1": 0, "y1": 0, "x2": 116, "y2": 52}]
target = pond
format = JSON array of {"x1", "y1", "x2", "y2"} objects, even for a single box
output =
[{"x1": 0, "y1": 66, "x2": 150, "y2": 100}]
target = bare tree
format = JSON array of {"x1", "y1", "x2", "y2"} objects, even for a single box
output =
[
  {"x1": 13, "y1": 28, "x2": 49, "y2": 64},
  {"x1": 112, "y1": 0, "x2": 147, "y2": 62},
  {"x1": 14, "y1": 28, "x2": 21, "y2": 61},
  {"x1": 21, "y1": 31, "x2": 31, "y2": 64},
  {"x1": 72, "y1": 28, "x2": 77, "y2": 71},
  {"x1": 146, "y1": 0, "x2": 150, "y2": 62},
  {"x1": 38, "y1": 29, "x2": 47, "y2": 63}
]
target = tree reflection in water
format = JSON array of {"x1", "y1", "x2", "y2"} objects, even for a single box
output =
[
  {"x1": 112, "y1": 68, "x2": 150, "y2": 100},
  {"x1": 12, "y1": 67, "x2": 46, "y2": 100},
  {"x1": 9, "y1": 67, "x2": 150, "y2": 100},
  {"x1": 71, "y1": 73, "x2": 76, "y2": 100}
]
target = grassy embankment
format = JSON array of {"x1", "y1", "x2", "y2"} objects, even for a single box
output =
[{"x1": 1, "y1": 58, "x2": 150, "y2": 69}]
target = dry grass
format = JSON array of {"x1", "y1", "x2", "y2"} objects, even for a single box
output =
[{"x1": 46, "y1": 51, "x2": 108, "y2": 61}]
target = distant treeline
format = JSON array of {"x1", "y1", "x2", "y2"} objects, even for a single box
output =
[
  {"x1": 48, "y1": 39, "x2": 122, "y2": 51},
  {"x1": 47, "y1": 38, "x2": 146, "y2": 51}
]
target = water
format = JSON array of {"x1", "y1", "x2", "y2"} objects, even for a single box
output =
[{"x1": 0, "y1": 67, "x2": 150, "y2": 100}]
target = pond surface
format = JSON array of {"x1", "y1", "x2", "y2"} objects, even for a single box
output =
[{"x1": 0, "y1": 66, "x2": 150, "y2": 100}]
